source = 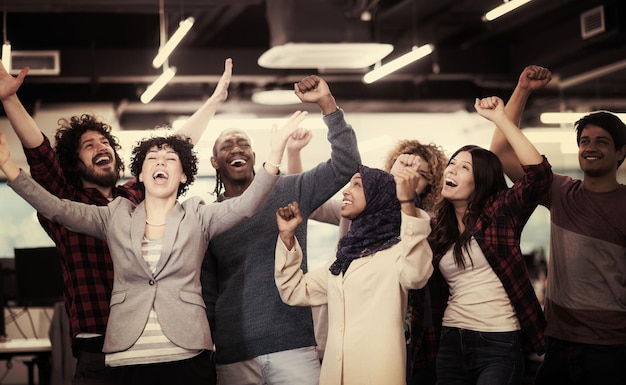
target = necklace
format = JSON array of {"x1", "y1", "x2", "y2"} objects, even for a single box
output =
[{"x1": 146, "y1": 220, "x2": 166, "y2": 227}]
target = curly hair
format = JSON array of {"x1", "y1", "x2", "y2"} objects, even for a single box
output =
[
  {"x1": 129, "y1": 134, "x2": 198, "y2": 197},
  {"x1": 382, "y1": 139, "x2": 448, "y2": 212},
  {"x1": 429, "y1": 145, "x2": 508, "y2": 268},
  {"x1": 54, "y1": 114, "x2": 124, "y2": 189}
]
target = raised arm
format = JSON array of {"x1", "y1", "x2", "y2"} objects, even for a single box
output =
[
  {"x1": 294, "y1": 75, "x2": 338, "y2": 115},
  {"x1": 276, "y1": 201, "x2": 303, "y2": 250},
  {"x1": 0, "y1": 61, "x2": 45, "y2": 148},
  {"x1": 0, "y1": 132, "x2": 21, "y2": 180},
  {"x1": 489, "y1": 65, "x2": 552, "y2": 181},
  {"x1": 175, "y1": 58, "x2": 232, "y2": 145},
  {"x1": 290, "y1": 74, "x2": 360, "y2": 214},
  {"x1": 274, "y1": 201, "x2": 329, "y2": 306},
  {"x1": 286, "y1": 128, "x2": 313, "y2": 174},
  {"x1": 264, "y1": 110, "x2": 309, "y2": 174},
  {"x1": 394, "y1": 168, "x2": 421, "y2": 217},
  {"x1": 476, "y1": 96, "x2": 542, "y2": 166},
  {"x1": 1, "y1": 132, "x2": 106, "y2": 237}
]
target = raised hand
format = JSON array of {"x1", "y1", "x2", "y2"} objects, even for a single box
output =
[
  {"x1": 474, "y1": 96, "x2": 506, "y2": 123},
  {"x1": 0, "y1": 132, "x2": 10, "y2": 166},
  {"x1": 518, "y1": 65, "x2": 552, "y2": 92},
  {"x1": 208, "y1": 58, "x2": 233, "y2": 105},
  {"x1": 0, "y1": 60, "x2": 29, "y2": 101},
  {"x1": 265, "y1": 111, "x2": 309, "y2": 172},
  {"x1": 294, "y1": 75, "x2": 325, "y2": 103},
  {"x1": 390, "y1": 154, "x2": 424, "y2": 176},
  {"x1": 294, "y1": 75, "x2": 338, "y2": 115},
  {"x1": 276, "y1": 201, "x2": 302, "y2": 249},
  {"x1": 286, "y1": 128, "x2": 313, "y2": 153},
  {"x1": 393, "y1": 168, "x2": 421, "y2": 215},
  {"x1": 394, "y1": 168, "x2": 420, "y2": 200},
  {"x1": 0, "y1": 132, "x2": 20, "y2": 180}
]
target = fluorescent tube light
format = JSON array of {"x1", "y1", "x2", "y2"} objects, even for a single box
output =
[
  {"x1": 540, "y1": 111, "x2": 626, "y2": 124},
  {"x1": 140, "y1": 67, "x2": 176, "y2": 104},
  {"x1": 363, "y1": 44, "x2": 433, "y2": 84},
  {"x1": 152, "y1": 17, "x2": 194, "y2": 68},
  {"x1": 251, "y1": 90, "x2": 301, "y2": 105},
  {"x1": 558, "y1": 59, "x2": 626, "y2": 89},
  {"x1": 483, "y1": 0, "x2": 533, "y2": 22},
  {"x1": 258, "y1": 43, "x2": 394, "y2": 70},
  {"x1": 1, "y1": 42, "x2": 10, "y2": 72}
]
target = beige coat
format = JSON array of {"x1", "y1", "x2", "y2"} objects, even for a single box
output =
[{"x1": 275, "y1": 210, "x2": 433, "y2": 385}]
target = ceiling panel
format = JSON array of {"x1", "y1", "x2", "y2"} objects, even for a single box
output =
[{"x1": 0, "y1": 0, "x2": 624, "y2": 127}]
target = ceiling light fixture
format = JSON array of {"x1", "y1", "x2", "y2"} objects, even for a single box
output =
[
  {"x1": 482, "y1": 0, "x2": 533, "y2": 22},
  {"x1": 257, "y1": 43, "x2": 393, "y2": 70},
  {"x1": 140, "y1": 67, "x2": 176, "y2": 104},
  {"x1": 540, "y1": 111, "x2": 626, "y2": 124},
  {"x1": 251, "y1": 89, "x2": 301, "y2": 106},
  {"x1": 363, "y1": 2, "x2": 433, "y2": 85},
  {"x1": 152, "y1": 16, "x2": 194, "y2": 68},
  {"x1": 362, "y1": 44, "x2": 433, "y2": 84}
]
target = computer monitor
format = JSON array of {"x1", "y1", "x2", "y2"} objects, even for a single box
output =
[{"x1": 14, "y1": 247, "x2": 64, "y2": 307}]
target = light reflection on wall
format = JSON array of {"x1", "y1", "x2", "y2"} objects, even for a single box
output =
[{"x1": 0, "y1": 184, "x2": 54, "y2": 257}]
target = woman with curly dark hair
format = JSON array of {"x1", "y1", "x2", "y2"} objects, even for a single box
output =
[
  {"x1": 0, "y1": 58, "x2": 234, "y2": 384},
  {"x1": 0, "y1": 109, "x2": 307, "y2": 385}
]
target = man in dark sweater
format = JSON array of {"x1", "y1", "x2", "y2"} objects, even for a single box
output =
[{"x1": 201, "y1": 75, "x2": 360, "y2": 384}]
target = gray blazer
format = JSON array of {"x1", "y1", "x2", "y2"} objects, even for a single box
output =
[{"x1": 9, "y1": 168, "x2": 278, "y2": 353}]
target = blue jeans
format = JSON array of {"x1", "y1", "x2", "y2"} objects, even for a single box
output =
[
  {"x1": 436, "y1": 326, "x2": 525, "y2": 385},
  {"x1": 215, "y1": 346, "x2": 320, "y2": 385},
  {"x1": 534, "y1": 337, "x2": 626, "y2": 385}
]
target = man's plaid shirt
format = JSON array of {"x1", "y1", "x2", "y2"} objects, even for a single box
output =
[{"x1": 24, "y1": 135, "x2": 143, "y2": 347}]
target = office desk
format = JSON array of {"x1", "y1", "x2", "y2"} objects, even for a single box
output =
[{"x1": 0, "y1": 338, "x2": 51, "y2": 385}]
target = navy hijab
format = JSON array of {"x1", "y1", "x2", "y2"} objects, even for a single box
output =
[{"x1": 329, "y1": 165, "x2": 403, "y2": 275}]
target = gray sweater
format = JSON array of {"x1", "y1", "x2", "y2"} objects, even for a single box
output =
[{"x1": 202, "y1": 108, "x2": 361, "y2": 364}]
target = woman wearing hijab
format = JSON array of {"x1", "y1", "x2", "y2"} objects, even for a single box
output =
[{"x1": 274, "y1": 164, "x2": 434, "y2": 385}]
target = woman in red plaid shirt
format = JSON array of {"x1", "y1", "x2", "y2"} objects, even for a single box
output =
[{"x1": 428, "y1": 96, "x2": 553, "y2": 385}]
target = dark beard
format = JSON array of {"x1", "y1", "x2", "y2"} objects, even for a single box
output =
[{"x1": 78, "y1": 162, "x2": 120, "y2": 187}]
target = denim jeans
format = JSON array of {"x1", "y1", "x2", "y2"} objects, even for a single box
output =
[
  {"x1": 215, "y1": 346, "x2": 320, "y2": 385},
  {"x1": 436, "y1": 326, "x2": 525, "y2": 385},
  {"x1": 534, "y1": 337, "x2": 626, "y2": 385}
]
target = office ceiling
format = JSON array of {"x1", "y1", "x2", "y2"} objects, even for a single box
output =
[{"x1": 2, "y1": 0, "x2": 626, "y2": 128}]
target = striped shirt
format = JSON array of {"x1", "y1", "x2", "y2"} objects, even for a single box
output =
[{"x1": 105, "y1": 237, "x2": 200, "y2": 366}]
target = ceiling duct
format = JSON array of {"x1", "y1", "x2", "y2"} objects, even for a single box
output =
[
  {"x1": 9, "y1": 50, "x2": 60, "y2": 76},
  {"x1": 265, "y1": 0, "x2": 373, "y2": 47},
  {"x1": 580, "y1": 5, "x2": 605, "y2": 40},
  {"x1": 259, "y1": 0, "x2": 393, "y2": 70}
]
